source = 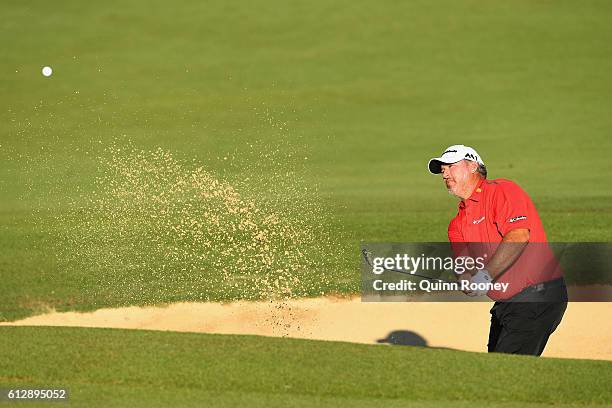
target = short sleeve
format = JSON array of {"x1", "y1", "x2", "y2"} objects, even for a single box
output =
[{"x1": 491, "y1": 182, "x2": 532, "y2": 236}]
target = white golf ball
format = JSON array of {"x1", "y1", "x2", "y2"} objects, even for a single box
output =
[{"x1": 42, "y1": 66, "x2": 53, "y2": 77}]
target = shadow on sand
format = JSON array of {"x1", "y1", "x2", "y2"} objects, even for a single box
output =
[{"x1": 377, "y1": 330, "x2": 428, "y2": 347}]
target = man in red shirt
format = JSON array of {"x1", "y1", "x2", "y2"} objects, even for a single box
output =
[{"x1": 428, "y1": 144, "x2": 567, "y2": 356}]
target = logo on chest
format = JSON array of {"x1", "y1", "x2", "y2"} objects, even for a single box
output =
[{"x1": 472, "y1": 216, "x2": 485, "y2": 225}]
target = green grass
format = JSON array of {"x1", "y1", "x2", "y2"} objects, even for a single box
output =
[
  {"x1": 0, "y1": 1, "x2": 612, "y2": 320},
  {"x1": 3, "y1": 2, "x2": 612, "y2": 406},
  {"x1": 0, "y1": 327, "x2": 611, "y2": 407},
  {"x1": 2, "y1": 1, "x2": 612, "y2": 315}
]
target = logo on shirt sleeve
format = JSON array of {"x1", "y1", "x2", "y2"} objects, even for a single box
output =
[{"x1": 509, "y1": 215, "x2": 527, "y2": 223}]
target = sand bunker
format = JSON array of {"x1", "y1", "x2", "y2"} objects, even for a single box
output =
[{"x1": 2, "y1": 298, "x2": 610, "y2": 361}]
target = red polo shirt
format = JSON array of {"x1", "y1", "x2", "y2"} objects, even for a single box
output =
[{"x1": 448, "y1": 178, "x2": 562, "y2": 300}]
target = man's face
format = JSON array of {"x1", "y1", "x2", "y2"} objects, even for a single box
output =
[{"x1": 440, "y1": 160, "x2": 475, "y2": 197}]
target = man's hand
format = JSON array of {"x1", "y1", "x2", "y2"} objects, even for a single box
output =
[
  {"x1": 470, "y1": 269, "x2": 493, "y2": 296},
  {"x1": 457, "y1": 272, "x2": 476, "y2": 296}
]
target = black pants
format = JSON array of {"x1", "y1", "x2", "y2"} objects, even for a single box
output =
[{"x1": 488, "y1": 283, "x2": 568, "y2": 356}]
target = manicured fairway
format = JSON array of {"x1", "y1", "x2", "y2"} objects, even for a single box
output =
[
  {"x1": 2, "y1": 0, "x2": 612, "y2": 320},
  {"x1": 1, "y1": 327, "x2": 611, "y2": 407},
  {"x1": 1, "y1": 2, "x2": 612, "y2": 405}
]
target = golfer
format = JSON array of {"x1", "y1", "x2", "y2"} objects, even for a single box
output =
[{"x1": 428, "y1": 144, "x2": 567, "y2": 356}]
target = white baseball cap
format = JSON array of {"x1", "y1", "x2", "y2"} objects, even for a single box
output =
[{"x1": 428, "y1": 144, "x2": 485, "y2": 174}]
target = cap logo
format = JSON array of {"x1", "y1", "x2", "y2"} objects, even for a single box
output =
[
  {"x1": 465, "y1": 153, "x2": 477, "y2": 160},
  {"x1": 443, "y1": 150, "x2": 457, "y2": 154}
]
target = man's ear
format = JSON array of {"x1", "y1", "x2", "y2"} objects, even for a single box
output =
[{"x1": 469, "y1": 161, "x2": 478, "y2": 173}]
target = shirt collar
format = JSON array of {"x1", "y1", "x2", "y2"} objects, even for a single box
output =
[{"x1": 458, "y1": 178, "x2": 485, "y2": 209}]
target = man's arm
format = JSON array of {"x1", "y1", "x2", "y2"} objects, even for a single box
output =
[
  {"x1": 480, "y1": 228, "x2": 530, "y2": 280},
  {"x1": 457, "y1": 228, "x2": 530, "y2": 296}
]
